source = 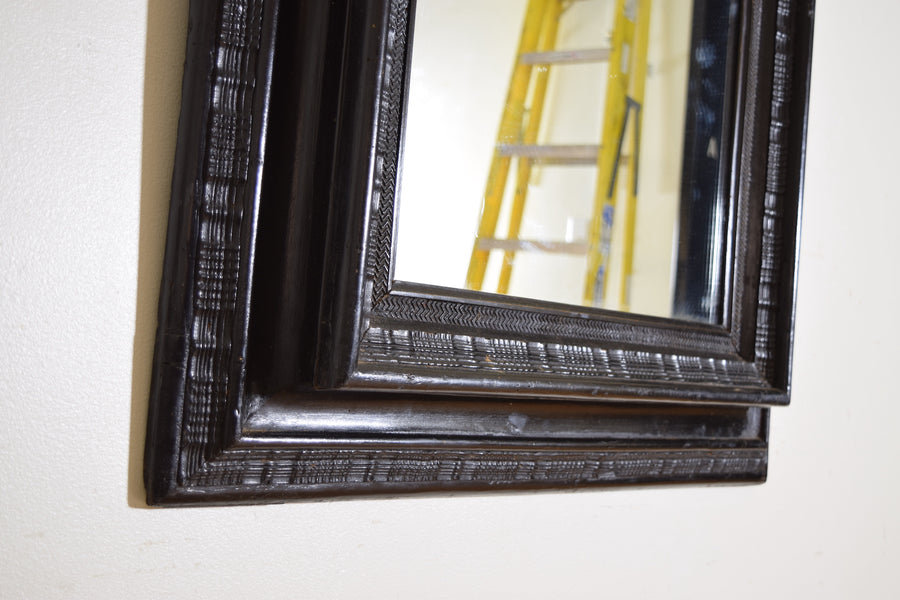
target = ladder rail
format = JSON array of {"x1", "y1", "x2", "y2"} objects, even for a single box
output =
[
  {"x1": 616, "y1": 0, "x2": 652, "y2": 311},
  {"x1": 465, "y1": 0, "x2": 551, "y2": 292},
  {"x1": 583, "y1": 0, "x2": 651, "y2": 307},
  {"x1": 497, "y1": 0, "x2": 564, "y2": 294}
]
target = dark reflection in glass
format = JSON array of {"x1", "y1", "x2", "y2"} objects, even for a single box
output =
[{"x1": 673, "y1": 0, "x2": 739, "y2": 322}]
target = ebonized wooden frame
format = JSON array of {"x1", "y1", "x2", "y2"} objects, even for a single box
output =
[{"x1": 144, "y1": 0, "x2": 814, "y2": 505}]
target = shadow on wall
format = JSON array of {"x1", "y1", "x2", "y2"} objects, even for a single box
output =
[{"x1": 128, "y1": 0, "x2": 189, "y2": 508}]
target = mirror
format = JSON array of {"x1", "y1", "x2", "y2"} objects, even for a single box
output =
[
  {"x1": 144, "y1": 0, "x2": 813, "y2": 505},
  {"x1": 394, "y1": 0, "x2": 737, "y2": 323}
]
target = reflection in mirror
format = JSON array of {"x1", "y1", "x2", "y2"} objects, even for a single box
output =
[{"x1": 394, "y1": 0, "x2": 737, "y2": 323}]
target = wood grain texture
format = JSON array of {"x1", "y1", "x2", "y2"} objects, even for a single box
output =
[
  {"x1": 144, "y1": 0, "x2": 813, "y2": 505},
  {"x1": 181, "y1": 0, "x2": 264, "y2": 478},
  {"x1": 175, "y1": 446, "x2": 768, "y2": 504},
  {"x1": 358, "y1": 326, "x2": 766, "y2": 390},
  {"x1": 753, "y1": 0, "x2": 795, "y2": 382}
]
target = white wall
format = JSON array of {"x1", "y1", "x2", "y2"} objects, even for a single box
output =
[{"x1": 1, "y1": 1, "x2": 898, "y2": 598}]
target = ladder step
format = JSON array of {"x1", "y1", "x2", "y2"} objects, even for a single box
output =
[
  {"x1": 497, "y1": 144, "x2": 599, "y2": 165},
  {"x1": 477, "y1": 238, "x2": 589, "y2": 255},
  {"x1": 519, "y1": 48, "x2": 611, "y2": 65}
]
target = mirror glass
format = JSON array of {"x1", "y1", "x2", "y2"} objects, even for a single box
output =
[{"x1": 393, "y1": 0, "x2": 738, "y2": 323}]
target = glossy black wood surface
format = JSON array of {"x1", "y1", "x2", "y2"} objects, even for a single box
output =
[
  {"x1": 315, "y1": 0, "x2": 800, "y2": 405},
  {"x1": 144, "y1": 0, "x2": 814, "y2": 505}
]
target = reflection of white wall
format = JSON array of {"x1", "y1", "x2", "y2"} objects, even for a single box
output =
[
  {"x1": 396, "y1": 0, "x2": 527, "y2": 289},
  {"x1": 629, "y1": 0, "x2": 692, "y2": 316},
  {"x1": 396, "y1": 0, "x2": 691, "y2": 317}
]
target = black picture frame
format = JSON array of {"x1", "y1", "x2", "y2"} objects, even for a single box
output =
[{"x1": 144, "y1": 0, "x2": 814, "y2": 505}]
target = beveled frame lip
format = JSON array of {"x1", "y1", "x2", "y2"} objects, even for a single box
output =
[{"x1": 143, "y1": 0, "x2": 813, "y2": 506}]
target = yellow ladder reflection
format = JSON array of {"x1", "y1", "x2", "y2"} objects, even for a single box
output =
[{"x1": 464, "y1": 0, "x2": 652, "y2": 309}]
